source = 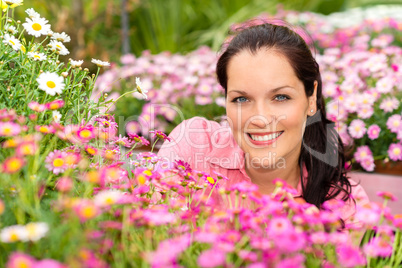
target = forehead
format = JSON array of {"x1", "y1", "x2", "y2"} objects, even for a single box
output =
[{"x1": 226, "y1": 48, "x2": 301, "y2": 90}]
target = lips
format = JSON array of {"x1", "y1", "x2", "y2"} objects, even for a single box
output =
[{"x1": 246, "y1": 131, "x2": 284, "y2": 146}]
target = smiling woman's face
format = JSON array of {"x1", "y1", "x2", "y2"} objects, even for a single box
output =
[{"x1": 226, "y1": 48, "x2": 317, "y2": 169}]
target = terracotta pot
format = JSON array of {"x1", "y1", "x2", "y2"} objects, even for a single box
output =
[{"x1": 374, "y1": 160, "x2": 402, "y2": 175}]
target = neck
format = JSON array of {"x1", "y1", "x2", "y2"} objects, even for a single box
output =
[{"x1": 244, "y1": 156, "x2": 301, "y2": 195}]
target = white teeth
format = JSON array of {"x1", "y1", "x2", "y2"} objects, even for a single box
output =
[{"x1": 250, "y1": 132, "x2": 281, "y2": 141}]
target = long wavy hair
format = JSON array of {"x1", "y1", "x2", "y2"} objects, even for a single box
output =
[{"x1": 216, "y1": 23, "x2": 352, "y2": 210}]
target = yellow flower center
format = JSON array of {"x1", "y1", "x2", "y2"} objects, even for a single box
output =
[
  {"x1": 53, "y1": 158, "x2": 64, "y2": 167},
  {"x1": 137, "y1": 174, "x2": 146, "y2": 185},
  {"x1": 49, "y1": 103, "x2": 59, "y2": 110},
  {"x1": 9, "y1": 40, "x2": 15, "y2": 46},
  {"x1": 354, "y1": 126, "x2": 361, "y2": 132},
  {"x1": 22, "y1": 144, "x2": 33, "y2": 155},
  {"x1": 393, "y1": 121, "x2": 400, "y2": 127},
  {"x1": 393, "y1": 148, "x2": 401, "y2": 156},
  {"x1": 39, "y1": 126, "x2": 49, "y2": 133},
  {"x1": 8, "y1": 158, "x2": 23, "y2": 172},
  {"x1": 144, "y1": 170, "x2": 152, "y2": 176},
  {"x1": 79, "y1": 129, "x2": 92, "y2": 138},
  {"x1": 32, "y1": 23, "x2": 42, "y2": 31},
  {"x1": 86, "y1": 147, "x2": 96, "y2": 155},
  {"x1": 86, "y1": 170, "x2": 99, "y2": 183},
  {"x1": 10, "y1": 232, "x2": 19, "y2": 242},
  {"x1": 81, "y1": 206, "x2": 96, "y2": 218},
  {"x1": 3, "y1": 126, "x2": 12, "y2": 135},
  {"x1": 105, "y1": 197, "x2": 114, "y2": 205},
  {"x1": 46, "y1": 81, "x2": 56, "y2": 88},
  {"x1": 207, "y1": 176, "x2": 215, "y2": 185},
  {"x1": 360, "y1": 152, "x2": 367, "y2": 158},
  {"x1": 14, "y1": 258, "x2": 32, "y2": 268},
  {"x1": 34, "y1": 55, "x2": 40, "y2": 59}
]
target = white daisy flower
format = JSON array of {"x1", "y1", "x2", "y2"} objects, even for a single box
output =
[
  {"x1": 70, "y1": 59, "x2": 84, "y2": 68},
  {"x1": 36, "y1": 72, "x2": 65, "y2": 96},
  {"x1": 25, "y1": 8, "x2": 41, "y2": 19},
  {"x1": 0, "y1": 225, "x2": 29, "y2": 243},
  {"x1": 2, "y1": 33, "x2": 21, "y2": 51},
  {"x1": 48, "y1": 40, "x2": 69, "y2": 55},
  {"x1": 52, "y1": 110, "x2": 62, "y2": 123},
  {"x1": 27, "y1": 51, "x2": 47, "y2": 61},
  {"x1": 22, "y1": 17, "x2": 51, "y2": 38},
  {"x1": 4, "y1": 24, "x2": 17, "y2": 35},
  {"x1": 4, "y1": 0, "x2": 23, "y2": 6},
  {"x1": 91, "y1": 58, "x2": 110, "y2": 67},
  {"x1": 135, "y1": 77, "x2": 148, "y2": 99},
  {"x1": 51, "y1": 32, "x2": 71, "y2": 43},
  {"x1": 94, "y1": 189, "x2": 124, "y2": 207},
  {"x1": 25, "y1": 222, "x2": 49, "y2": 241}
]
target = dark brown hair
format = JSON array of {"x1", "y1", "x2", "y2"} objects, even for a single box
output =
[{"x1": 216, "y1": 23, "x2": 352, "y2": 210}]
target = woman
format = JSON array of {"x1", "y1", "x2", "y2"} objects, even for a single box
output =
[{"x1": 157, "y1": 23, "x2": 369, "y2": 227}]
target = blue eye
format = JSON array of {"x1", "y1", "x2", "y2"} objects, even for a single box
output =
[
  {"x1": 232, "y1": 97, "x2": 248, "y2": 103},
  {"x1": 274, "y1": 95, "x2": 290, "y2": 102}
]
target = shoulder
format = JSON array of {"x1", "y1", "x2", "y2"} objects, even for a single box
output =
[
  {"x1": 157, "y1": 117, "x2": 240, "y2": 168},
  {"x1": 339, "y1": 178, "x2": 370, "y2": 228}
]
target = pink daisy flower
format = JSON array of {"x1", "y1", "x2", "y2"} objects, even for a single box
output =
[
  {"x1": 113, "y1": 135, "x2": 133, "y2": 148},
  {"x1": 387, "y1": 143, "x2": 402, "y2": 161},
  {"x1": 360, "y1": 155, "x2": 375, "y2": 172},
  {"x1": 77, "y1": 126, "x2": 96, "y2": 143},
  {"x1": 28, "y1": 101, "x2": 45, "y2": 112},
  {"x1": 367, "y1": 124, "x2": 381, "y2": 140},
  {"x1": 353, "y1": 146, "x2": 373, "y2": 163},
  {"x1": 45, "y1": 99, "x2": 65, "y2": 110},
  {"x1": 386, "y1": 114, "x2": 401, "y2": 133},
  {"x1": 377, "y1": 191, "x2": 398, "y2": 201},
  {"x1": 0, "y1": 122, "x2": 21, "y2": 137},
  {"x1": 357, "y1": 105, "x2": 374, "y2": 119},
  {"x1": 149, "y1": 130, "x2": 171, "y2": 142},
  {"x1": 348, "y1": 119, "x2": 366, "y2": 139},
  {"x1": 197, "y1": 248, "x2": 226, "y2": 268},
  {"x1": 336, "y1": 244, "x2": 366, "y2": 267},
  {"x1": 379, "y1": 97, "x2": 399, "y2": 113},
  {"x1": 45, "y1": 150, "x2": 68, "y2": 175},
  {"x1": 6, "y1": 252, "x2": 36, "y2": 268},
  {"x1": 127, "y1": 133, "x2": 150, "y2": 146}
]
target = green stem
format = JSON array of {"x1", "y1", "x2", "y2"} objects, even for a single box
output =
[{"x1": 105, "y1": 90, "x2": 137, "y2": 113}]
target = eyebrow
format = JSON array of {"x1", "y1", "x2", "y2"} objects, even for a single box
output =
[{"x1": 227, "y1": 86, "x2": 294, "y2": 95}]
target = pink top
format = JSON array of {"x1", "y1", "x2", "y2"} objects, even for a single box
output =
[{"x1": 157, "y1": 116, "x2": 370, "y2": 227}]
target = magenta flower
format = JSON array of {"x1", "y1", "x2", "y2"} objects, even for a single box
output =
[
  {"x1": 174, "y1": 160, "x2": 192, "y2": 177},
  {"x1": 198, "y1": 248, "x2": 226, "y2": 268},
  {"x1": 35, "y1": 259, "x2": 66, "y2": 268},
  {"x1": 377, "y1": 191, "x2": 398, "y2": 201},
  {"x1": 348, "y1": 119, "x2": 366, "y2": 139},
  {"x1": 367, "y1": 124, "x2": 381, "y2": 140},
  {"x1": 149, "y1": 130, "x2": 171, "y2": 142},
  {"x1": 363, "y1": 237, "x2": 393, "y2": 258},
  {"x1": 45, "y1": 99, "x2": 65, "y2": 110},
  {"x1": 275, "y1": 254, "x2": 305, "y2": 268},
  {"x1": 113, "y1": 134, "x2": 133, "y2": 148},
  {"x1": 336, "y1": 244, "x2": 366, "y2": 267},
  {"x1": 266, "y1": 217, "x2": 293, "y2": 236},
  {"x1": 127, "y1": 133, "x2": 150, "y2": 146},
  {"x1": 386, "y1": 114, "x2": 402, "y2": 133},
  {"x1": 45, "y1": 150, "x2": 68, "y2": 175},
  {"x1": 387, "y1": 143, "x2": 402, "y2": 161}
]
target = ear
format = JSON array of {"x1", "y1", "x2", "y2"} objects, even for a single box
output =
[{"x1": 308, "y1": 81, "x2": 318, "y2": 115}]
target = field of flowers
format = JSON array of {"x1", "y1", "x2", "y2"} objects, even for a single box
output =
[{"x1": 1, "y1": 2, "x2": 402, "y2": 268}]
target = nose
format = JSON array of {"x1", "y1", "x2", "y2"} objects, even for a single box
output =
[{"x1": 249, "y1": 103, "x2": 275, "y2": 128}]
